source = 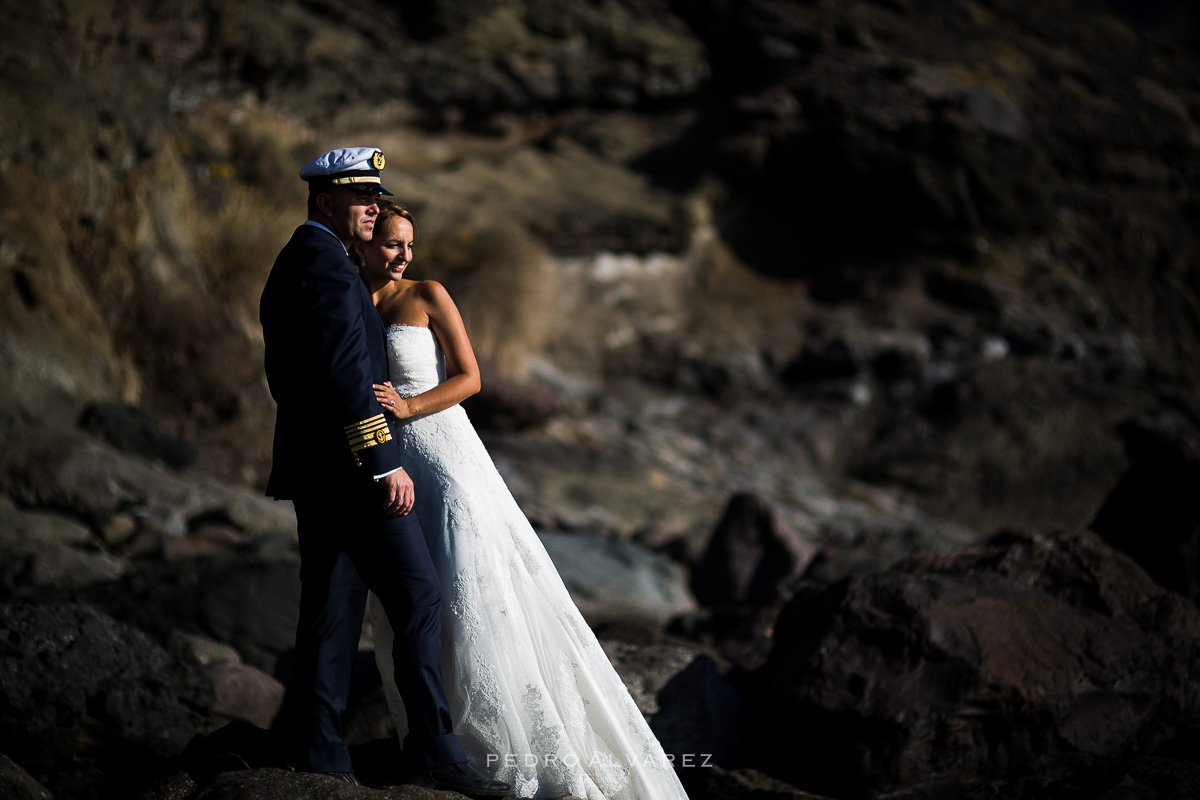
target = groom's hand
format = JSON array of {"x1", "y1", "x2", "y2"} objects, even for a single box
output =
[{"x1": 381, "y1": 468, "x2": 414, "y2": 517}]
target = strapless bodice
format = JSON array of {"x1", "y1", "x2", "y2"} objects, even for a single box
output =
[{"x1": 385, "y1": 325, "x2": 445, "y2": 396}]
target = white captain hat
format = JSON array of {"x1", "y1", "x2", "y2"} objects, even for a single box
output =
[{"x1": 299, "y1": 147, "x2": 393, "y2": 195}]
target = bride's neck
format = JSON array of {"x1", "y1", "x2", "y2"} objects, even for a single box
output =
[
  {"x1": 359, "y1": 269, "x2": 389, "y2": 295},
  {"x1": 368, "y1": 280, "x2": 400, "y2": 306}
]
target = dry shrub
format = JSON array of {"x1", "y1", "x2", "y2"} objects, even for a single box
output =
[
  {"x1": 0, "y1": 164, "x2": 140, "y2": 425},
  {"x1": 197, "y1": 184, "x2": 297, "y2": 338},
  {"x1": 1087, "y1": 207, "x2": 1200, "y2": 415},
  {"x1": 404, "y1": 200, "x2": 554, "y2": 380},
  {"x1": 225, "y1": 120, "x2": 317, "y2": 201},
  {"x1": 144, "y1": 142, "x2": 300, "y2": 483},
  {"x1": 63, "y1": 138, "x2": 294, "y2": 482}
]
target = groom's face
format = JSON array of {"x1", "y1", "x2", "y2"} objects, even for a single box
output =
[{"x1": 325, "y1": 187, "x2": 381, "y2": 244}]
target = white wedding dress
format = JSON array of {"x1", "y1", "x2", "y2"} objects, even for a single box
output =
[{"x1": 369, "y1": 324, "x2": 689, "y2": 800}]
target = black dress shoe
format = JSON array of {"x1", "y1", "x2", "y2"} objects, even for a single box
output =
[
  {"x1": 401, "y1": 761, "x2": 511, "y2": 796},
  {"x1": 317, "y1": 771, "x2": 362, "y2": 785}
]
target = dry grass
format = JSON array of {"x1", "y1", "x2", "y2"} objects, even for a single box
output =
[
  {"x1": 0, "y1": 164, "x2": 141, "y2": 422},
  {"x1": 34, "y1": 132, "x2": 303, "y2": 483}
]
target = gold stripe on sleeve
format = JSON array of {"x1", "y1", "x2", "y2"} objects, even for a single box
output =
[{"x1": 345, "y1": 414, "x2": 392, "y2": 453}]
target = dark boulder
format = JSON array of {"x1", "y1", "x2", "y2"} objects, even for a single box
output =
[
  {"x1": 145, "y1": 765, "x2": 450, "y2": 799},
  {"x1": 0, "y1": 754, "x2": 55, "y2": 800},
  {"x1": 650, "y1": 654, "x2": 743, "y2": 766},
  {"x1": 681, "y1": 765, "x2": 835, "y2": 800},
  {"x1": 966, "y1": 753, "x2": 1200, "y2": 800},
  {"x1": 142, "y1": 723, "x2": 491, "y2": 798},
  {"x1": 0, "y1": 429, "x2": 295, "y2": 537},
  {"x1": 205, "y1": 662, "x2": 285, "y2": 730},
  {"x1": 0, "y1": 541, "x2": 125, "y2": 598},
  {"x1": 0, "y1": 603, "x2": 219, "y2": 800},
  {"x1": 743, "y1": 530, "x2": 1200, "y2": 798},
  {"x1": 73, "y1": 555, "x2": 302, "y2": 675},
  {"x1": 78, "y1": 402, "x2": 199, "y2": 470},
  {"x1": 599, "y1": 632, "x2": 743, "y2": 768},
  {"x1": 692, "y1": 493, "x2": 816, "y2": 609},
  {"x1": 1091, "y1": 412, "x2": 1200, "y2": 602}
]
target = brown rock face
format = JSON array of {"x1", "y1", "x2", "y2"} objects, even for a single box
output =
[
  {"x1": 692, "y1": 492, "x2": 817, "y2": 609},
  {"x1": 745, "y1": 531, "x2": 1200, "y2": 798}
]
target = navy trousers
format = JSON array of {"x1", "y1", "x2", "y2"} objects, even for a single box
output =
[{"x1": 287, "y1": 480, "x2": 466, "y2": 773}]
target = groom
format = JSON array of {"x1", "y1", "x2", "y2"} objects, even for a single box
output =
[{"x1": 259, "y1": 147, "x2": 509, "y2": 795}]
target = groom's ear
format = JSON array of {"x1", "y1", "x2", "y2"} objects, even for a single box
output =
[
  {"x1": 307, "y1": 189, "x2": 333, "y2": 220},
  {"x1": 315, "y1": 192, "x2": 331, "y2": 217}
]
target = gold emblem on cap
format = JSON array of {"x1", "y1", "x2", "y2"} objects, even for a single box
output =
[{"x1": 372, "y1": 151, "x2": 385, "y2": 170}]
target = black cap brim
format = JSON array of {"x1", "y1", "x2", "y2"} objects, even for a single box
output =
[{"x1": 307, "y1": 179, "x2": 393, "y2": 197}]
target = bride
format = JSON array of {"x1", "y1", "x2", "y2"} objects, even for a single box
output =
[{"x1": 353, "y1": 199, "x2": 689, "y2": 800}]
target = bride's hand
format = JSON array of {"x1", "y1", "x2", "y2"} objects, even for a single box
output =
[{"x1": 374, "y1": 382, "x2": 411, "y2": 418}]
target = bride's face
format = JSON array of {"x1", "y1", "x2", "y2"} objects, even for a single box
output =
[{"x1": 361, "y1": 215, "x2": 415, "y2": 282}]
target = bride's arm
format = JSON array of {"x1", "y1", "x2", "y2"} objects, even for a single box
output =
[{"x1": 375, "y1": 280, "x2": 481, "y2": 419}]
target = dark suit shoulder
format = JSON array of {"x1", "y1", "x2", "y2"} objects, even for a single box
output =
[
  {"x1": 275, "y1": 225, "x2": 348, "y2": 269},
  {"x1": 262, "y1": 226, "x2": 352, "y2": 314}
]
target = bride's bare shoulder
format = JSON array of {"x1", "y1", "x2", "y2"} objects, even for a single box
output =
[
  {"x1": 409, "y1": 280, "x2": 459, "y2": 311},
  {"x1": 410, "y1": 279, "x2": 449, "y2": 299}
]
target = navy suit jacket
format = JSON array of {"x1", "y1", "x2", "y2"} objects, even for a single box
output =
[{"x1": 260, "y1": 224, "x2": 402, "y2": 500}]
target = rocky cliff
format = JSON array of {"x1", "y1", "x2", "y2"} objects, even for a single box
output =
[{"x1": 2, "y1": 0, "x2": 1199, "y2": 798}]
